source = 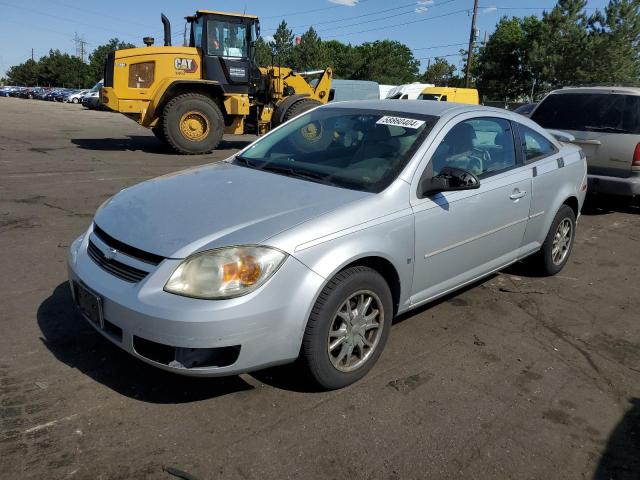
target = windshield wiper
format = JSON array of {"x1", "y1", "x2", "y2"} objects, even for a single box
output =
[
  {"x1": 234, "y1": 154, "x2": 260, "y2": 168},
  {"x1": 583, "y1": 125, "x2": 633, "y2": 134},
  {"x1": 260, "y1": 164, "x2": 336, "y2": 185}
]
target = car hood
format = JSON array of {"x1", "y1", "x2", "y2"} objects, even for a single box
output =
[{"x1": 94, "y1": 161, "x2": 370, "y2": 258}]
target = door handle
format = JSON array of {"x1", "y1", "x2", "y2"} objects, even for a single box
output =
[{"x1": 509, "y1": 190, "x2": 527, "y2": 200}]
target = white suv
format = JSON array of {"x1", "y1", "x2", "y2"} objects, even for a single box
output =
[{"x1": 531, "y1": 86, "x2": 640, "y2": 197}]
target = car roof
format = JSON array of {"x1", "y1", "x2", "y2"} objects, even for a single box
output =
[
  {"x1": 324, "y1": 99, "x2": 504, "y2": 117},
  {"x1": 551, "y1": 86, "x2": 640, "y2": 96}
]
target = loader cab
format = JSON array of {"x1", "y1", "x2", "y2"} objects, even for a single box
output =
[{"x1": 189, "y1": 10, "x2": 259, "y2": 93}]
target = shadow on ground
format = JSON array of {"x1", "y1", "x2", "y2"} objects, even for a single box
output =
[
  {"x1": 71, "y1": 136, "x2": 252, "y2": 154},
  {"x1": 582, "y1": 193, "x2": 640, "y2": 216},
  {"x1": 594, "y1": 398, "x2": 640, "y2": 480},
  {"x1": 37, "y1": 283, "x2": 254, "y2": 403}
]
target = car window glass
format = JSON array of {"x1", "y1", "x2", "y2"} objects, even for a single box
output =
[
  {"x1": 532, "y1": 93, "x2": 640, "y2": 134},
  {"x1": 239, "y1": 108, "x2": 436, "y2": 193},
  {"x1": 518, "y1": 124, "x2": 556, "y2": 161},
  {"x1": 431, "y1": 117, "x2": 516, "y2": 177}
]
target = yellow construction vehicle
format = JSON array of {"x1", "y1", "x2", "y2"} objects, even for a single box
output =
[{"x1": 100, "y1": 10, "x2": 333, "y2": 154}]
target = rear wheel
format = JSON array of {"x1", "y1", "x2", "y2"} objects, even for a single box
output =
[
  {"x1": 72, "y1": 97, "x2": 79, "y2": 104},
  {"x1": 282, "y1": 98, "x2": 322, "y2": 123},
  {"x1": 302, "y1": 266, "x2": 393, "y2": 390},
  {"x1": 534, "y1": 205, "x2": 576, "y2": 275},
  {"x1": 162, "y1": 93, "x2": 224, "y2": 154}
]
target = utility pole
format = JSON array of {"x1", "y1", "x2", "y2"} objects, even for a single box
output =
[
  {"x1": 31, "y1": 48, "x2": 34, "y2": 61},
  {"x1": 74, "y1": 33, "x2": 87, "y2": 63},
  {"x1": 465, "y1": 0, "x2": 479, "y2": 88}
]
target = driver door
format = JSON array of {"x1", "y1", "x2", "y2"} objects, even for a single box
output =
[{"x1": 410, "y1": 115, "x2": 531, "y2": 305}]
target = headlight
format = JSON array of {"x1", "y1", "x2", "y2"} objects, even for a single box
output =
[{"x1": 164, "y1": 246, "x2": 287, "y2": 299}]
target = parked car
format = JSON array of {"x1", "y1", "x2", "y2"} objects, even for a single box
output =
[
  {"x1": 65, "y1": 89, "x2": 90, "y2": 103},
  {"x1": 81, "y1": 90, "x2": 101, "y2": 109},
  {"x1": 0, "y1": 86, "x2": 16, "y2": 97},
  {"x1": 68, "y1": 100, "x2": 587, "y2": 389},
  {"x1": 513, "y1": 102, "x2": 538, "y2": 116},
  {"x1": 531, "y1": 87, "x2": 640, "y2": 197},
  {"x1": 418, "y1": 87, "x2": 480, "y2": 105}
]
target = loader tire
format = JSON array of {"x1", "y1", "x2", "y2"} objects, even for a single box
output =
[
  {"x1": 282, "y1": 98, "x2": 322, "y2": 123},
  {"x1": 151, "y1": 124, "x2": 167, "y2": 144},
  {"x1": 162, "y1": 93, "x2": 224, "y2": 155}
]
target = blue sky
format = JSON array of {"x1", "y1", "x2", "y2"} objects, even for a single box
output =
[{"x1": 0, "y1": 0, "x2": 610, "y2": 78}]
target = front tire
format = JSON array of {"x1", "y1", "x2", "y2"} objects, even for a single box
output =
[
  {"x1": 536, "y1": 205, "x2": 576, "y2": 275},
  {"x1": 302, "y1": 266, "x2": 393, "y2": 390},
  {"x1": 162, "y1": 93, "x2": 224, "y2": 154},
  {"x1": 72, "y1": 98, "x2": 79, "y2": 104}
]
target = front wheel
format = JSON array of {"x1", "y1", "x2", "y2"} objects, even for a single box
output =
[
  {"x1": 162, "y1": 93, "x2": 224, "y2": 154},
  {"x1": 302, "y1": 266, "x2": 393, "y2": 389},
  {"x1": 72, "y1": 97, "x2": 79, "y2": 104}
]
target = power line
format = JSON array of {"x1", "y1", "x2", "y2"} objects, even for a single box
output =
[
  {"x1": 412, "y1": 42, "x2": 468, "y2": 51},
  {"x1": 280, "y1": 0, "x2": 459, "y2": 33},
  {"x1": 0, "y1": 1, "x2": 140, "y2": 42},
  {"x1": 261, "y1": 0, "x2": 374, "y2": 20},
  {"x1": 324, "y1": 8, "x2": 470, "y2": 38}
]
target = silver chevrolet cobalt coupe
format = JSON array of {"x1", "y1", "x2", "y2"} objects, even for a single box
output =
[{"x1": 68, "y1": 100, "x2": 587, "y2": 389}]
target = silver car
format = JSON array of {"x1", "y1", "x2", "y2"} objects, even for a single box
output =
[
  {"x1": 531, "y1": 86, "x2": 640, "y2": 197},
  {"x1": 68, "y1": 100, "x2": 587, "y2": 389}
]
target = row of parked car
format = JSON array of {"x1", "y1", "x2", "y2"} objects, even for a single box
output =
[{"x1": 0, "y1": 85, "x2": 102, "y2": 108}]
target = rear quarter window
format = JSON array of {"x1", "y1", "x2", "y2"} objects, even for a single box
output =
[{"x1": 532, "y1": 92, "x2": 640, "y2": 134}]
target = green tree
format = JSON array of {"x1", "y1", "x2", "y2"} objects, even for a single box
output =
[
  {"x1": 6, "y1": 58, "x2": 39, "y2": 86},
  {"x1": 254, "y1": 37, "x2": 273, "y2": 67},
  {"x1": 270, "y1": 20, "x2": 295, "y2": 67},
  {"x1": 589, "y1": 0, "x2": 640, "y2": 83},
  {"x1": 292, "y1": 27, "x2": 326, "y2": 71},
  {"x1": 421, "y1": 57, "x2": 457, "y2": 85},
  {"x1": 87, "y1": 38, "x2": 135, "y2": 83},
  {"x1": 529, "y1": 0, "x2": 591, "y2": 91},
  {"x1": 352, "y1": 40, "x2": 420, "y2": 84},
  {"x1": 323, "y1": 40, "x2": 360, "y2": 78},
  {"x1": 474, "y1": 16, "x2": 543, "y2": 100},
  {"x1": 33, "y1": 50, "x2": 88, "y2": 87}
]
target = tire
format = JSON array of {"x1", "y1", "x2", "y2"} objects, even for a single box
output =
[
  {"x1": 72, "y1": 98, "x2": 79, "y2": 104},
  {"x1": 302, "y1": 266, "x2": 393, "y2": 390},
  {"x1": 162, "y1": 93, "x2": 224, "y2": 155},
  {"x1": 282, "y1": 98, "x2": 322, "y2": 122},
  {"x1": 535, "y1": 204, "x2": 576, "y2": 276},
  {"x1": 151, "y1": 125, "x2": 167, "y2": 144}
]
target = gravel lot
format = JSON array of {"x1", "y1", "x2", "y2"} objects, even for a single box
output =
[{"x1": 1, "y1": 97, "x2": 639, "y2": 480}]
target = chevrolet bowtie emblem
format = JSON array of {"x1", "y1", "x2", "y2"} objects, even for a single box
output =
[{"x1": 104, "y1": 248, "x2": 118, "y2": 260}]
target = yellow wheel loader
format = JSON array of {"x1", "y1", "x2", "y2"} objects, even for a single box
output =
[{"x1": 100, "y1": 10, "x2": 333, "y2": 154}]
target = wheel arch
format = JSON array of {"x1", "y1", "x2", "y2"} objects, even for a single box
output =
[
  {"x1": 339, "y1": 256, "x2": 402, "y2": 316},
  {"x1": 152, "y1": 80, "x2": 225, "y2": 122},
  {"x1": 563, "y1": 195, "x2": 579, "y2": 218}
]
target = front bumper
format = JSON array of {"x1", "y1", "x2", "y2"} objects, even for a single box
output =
[
  {"x1": 588, "y1": 172, "x2": 640, "y2": 196},
  {"x1": 67, "y1": 229, "x2": 325, "y2": 377}
]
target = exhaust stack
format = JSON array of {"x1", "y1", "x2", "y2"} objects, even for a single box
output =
[{"x1": 161, "y1": 14, "x2": 171, "y2": 46}]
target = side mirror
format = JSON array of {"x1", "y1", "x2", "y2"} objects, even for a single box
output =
[{"x1": 420, "y1": 166, "x2": 480, "y2": 197}]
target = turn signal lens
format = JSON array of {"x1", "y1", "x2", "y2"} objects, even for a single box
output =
[
  {"x1": 165, "y1": 246, "x2": 286, "y2": 299},
  {"x1": 632, "y1": 143, "x2": 640, "y2": 171}
]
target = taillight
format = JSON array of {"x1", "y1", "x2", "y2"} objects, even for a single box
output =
[{"x1": 633, "y1": 143, "x2": 640, "y2": 171}]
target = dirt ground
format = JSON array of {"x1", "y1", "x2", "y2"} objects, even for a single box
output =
[{"x1": 0, "y1": 97, "x2": 639, "y2": 480}]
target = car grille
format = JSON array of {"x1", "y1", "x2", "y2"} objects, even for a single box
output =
[
  {"x1": 93, "y1": 224, "x2": 164, "y2": 265},
  {"x1": 87, "y1": 240, "x2": 150, "y2": 283}
]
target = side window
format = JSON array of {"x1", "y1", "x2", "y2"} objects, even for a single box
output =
[
  {"x1": 517, "y1": 124, "x2": 556, "y2": 162},
  {"x1": 431, "y1": 117, "x2": 516, "y2": 177}
]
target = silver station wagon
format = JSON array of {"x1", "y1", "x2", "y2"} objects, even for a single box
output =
[{"x1": 68, "y1": 100, "x2": 587, "y2": 389}]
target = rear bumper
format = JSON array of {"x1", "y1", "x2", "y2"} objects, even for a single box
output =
[{"x1": 588, "y1": 172, "x2": 640, "y2": 196}]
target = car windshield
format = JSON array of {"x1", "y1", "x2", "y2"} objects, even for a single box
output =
[
  {"x1": 236, "y1": 108, "x2": 435, "y2": 193},
  {"x1": 532, "y1": 92, "x2": 640, "y2": 134}
]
